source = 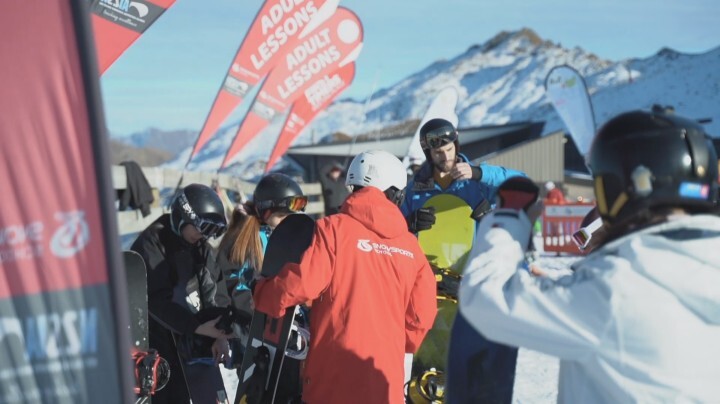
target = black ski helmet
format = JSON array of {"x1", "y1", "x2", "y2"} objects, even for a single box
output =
[
  {"x1": 170, "y1": 183, "x2": 227, "y2": 238},
  {"x1": 419, "y1": 118, "x2": 460, "y2": 161},
  {"x1": 588, "y1": 110, "x2": 718, "y2": 228},
  {"x1": 252, "y1": 173, "x2": 306, "y2": 218}
]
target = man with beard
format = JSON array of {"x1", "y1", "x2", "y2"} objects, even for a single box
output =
[
  {"x1": 401, "y1": 118, "x2": 524, "y2": 233},
  {"x1": 401, "y1": 118, "x2": 526, "y2": 403}
]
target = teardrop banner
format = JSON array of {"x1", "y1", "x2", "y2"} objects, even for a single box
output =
[
  {"x1": 544, "y1": 65, "x2": 597, "y2": 162},
  {"x1": 265, "y1": 62, "x2": 355, "y2": 172},
  {"x1": 89, "y1": 0, "x2": 177, "y2": 74},
  {"x1": 1, "y1": 2, "x2": 133, "y2": 403},
  {"x1": 190, "y1": 0, "x2": 340, "y2": 160},
  {"x1": 220, "y1": 6, "x2": 363, "y2": 169}
]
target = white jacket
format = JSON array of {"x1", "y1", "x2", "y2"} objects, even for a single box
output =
[{"x1": 459, "y1": 210, "x2": 720, "y2": 403}]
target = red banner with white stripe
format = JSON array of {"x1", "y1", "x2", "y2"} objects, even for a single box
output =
[
  {"x1": 220, "y1": 6, "x2": 363, "y2": 168},
  {"x1": 190, "y1": 0, "x2": 340, "y2": 159},
  {"x1": 266, "y1": 63, "x2": 355, "y2": 171},
  {"x1": 1, "y1": 2, "x2": 133, "y2": 402},
  {"x1": 89, "y1": 0, "x2": 177, "y2": 74}
]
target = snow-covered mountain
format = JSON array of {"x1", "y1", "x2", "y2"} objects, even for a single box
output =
[{"x1": 159, "y1": 28, "x2": 720, "y2": 179}]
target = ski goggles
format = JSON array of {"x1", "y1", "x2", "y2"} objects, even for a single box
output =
[
  {"x1": 194, "y1": 218, "x2": 227, "y2": 239},
  {"x1": 255, "y1": 195, "x2": 308, "y2": 213},
  {"x1": 572, "y1": 217, "x2": 602, "y2": 251},
  {"x1": 421, "y1": 126, "x2": 458, "y2": 150}
]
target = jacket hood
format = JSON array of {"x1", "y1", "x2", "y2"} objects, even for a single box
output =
[
  {"x1": 600, "y1": 214, "x2": 720, "y2": 324},
  {"x1": 341, "y1": 187, "x2": 408, "y2": 239}
]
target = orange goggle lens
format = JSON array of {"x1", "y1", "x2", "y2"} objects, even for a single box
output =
[
  {"x1": 256, "y1": 195, "x2": 308, "y2": 213},
  {"x1": 286, "y1": 196, "x2": 308, "y2": 212}
]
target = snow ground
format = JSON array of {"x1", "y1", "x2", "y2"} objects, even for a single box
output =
[{"x1": 221, "y1": 239, "x2": 582, "y2": 403}]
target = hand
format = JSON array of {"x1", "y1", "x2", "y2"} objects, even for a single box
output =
[
  {"x1": 450, "y1": 162, "x2": 473, "y2": 180},
  {"x1": 194, "y1": 316, "x2": 228, "y2": 339},
  {"x1": 407, "y1": 207, "x2": 436, "y2": 232},
  {"x1": 211, "y1": 337, "x2": 230, "y2": 365}
]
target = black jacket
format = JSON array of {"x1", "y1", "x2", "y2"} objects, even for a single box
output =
[
  {"x1": 118, "y1": 160, "x2": 154, "y2": 217},
  {"x1": 131, "y1": 215, "x2": 229, "y2": 355},
  {"x1": 318, "y1": 163, "x2": 350, "y2": 216}
]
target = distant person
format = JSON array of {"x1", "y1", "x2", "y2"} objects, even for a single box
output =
[
  {"x1": 459, "y1": 109, "x2": 720, "y2": 402},
  {"x1": 131, "y1": 183, "x2": 232, "y2": 404},
  {"x1": 400, "y1": 118, "x2": 526, "y2": 403},
  {"x1": 544, "y1": 181, "x2": 566, "y2": 204},
  {"x1": 254, "y1": 150, "x2": 437, "y2": 404},
  {"x1": 318, "y1": 160, "x2": 350, "y2": 216}
]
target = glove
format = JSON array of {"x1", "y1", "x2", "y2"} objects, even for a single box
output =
[
  {"x1": 407, "y1": 207, "x2": 436, "y2": 232},
  {"x1": 470, "y1": 199, "x2": 492, "y2": 221}
]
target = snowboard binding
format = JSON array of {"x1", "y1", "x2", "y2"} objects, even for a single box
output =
[
  {"x1": 132, "y1": 349, "x2": 170, "y2": 398},
  {"x1": 406, "y1": 368, "x2": 446, "y2": 403},
  {"x1": 431, "y1": 265, "x2": 461, "y2": 303}
]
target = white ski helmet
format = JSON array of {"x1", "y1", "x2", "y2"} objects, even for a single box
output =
[{"x1": 346, "y1": 150, "x2": 407, "y2": 202}]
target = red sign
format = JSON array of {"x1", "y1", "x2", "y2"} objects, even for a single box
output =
[
  {"x1": 191, "y1": 0, "x2": 339, "y2": 159},
  {"x1": 0, "y1": 2, "x2": 132, "y2": 402},
  {"x1": 89, "y1": 0, "x2": 177, "y2": 74},
  {"x1": 266, "y1": 63, "x2": 355, "y2": 171},
  {"x1": 221, "y1": 7, "x2": 363, "y2": 168}
]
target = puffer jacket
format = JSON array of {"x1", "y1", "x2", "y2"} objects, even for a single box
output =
[{"x1": 460, "y1": 212, "x2": 720, "y2": 403}]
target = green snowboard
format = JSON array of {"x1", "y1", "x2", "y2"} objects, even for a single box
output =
[{"x1": 413, "y1": 194, "x2": 475, "y2": 375}]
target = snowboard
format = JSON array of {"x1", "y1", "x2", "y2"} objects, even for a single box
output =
[
  {"x1": 446, "y1": 176, "x2": 539, "y2": 404},
  {"x1": 235, "y1": 214, "x2": 316, "y2": 404},
  {"x1": 124, "y1": 250, "x2": 169, "y2": 403},
  {"x1": 412, "y1": 194, "x2": 474, "y2": 384}
]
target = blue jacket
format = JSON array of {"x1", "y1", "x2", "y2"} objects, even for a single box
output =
[{"x1": 401, "y1": 153, "x2": 526, "y2": 216}]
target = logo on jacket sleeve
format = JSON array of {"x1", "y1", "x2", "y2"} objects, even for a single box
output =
[{"x1": 356, "y1": 239, "x2": 414, "y2": 258}]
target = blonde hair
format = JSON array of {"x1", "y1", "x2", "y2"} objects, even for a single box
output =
[{"x1": 219, "y1": 207, "x2": 264, "y2": 273}]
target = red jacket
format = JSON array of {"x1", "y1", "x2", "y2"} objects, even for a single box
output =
[{"x1": 255, "y1": 187, "x2": 437, "y2": 404}]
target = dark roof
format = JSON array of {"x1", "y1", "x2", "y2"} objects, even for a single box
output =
[{"x1": 286, "y1": 121, "x2": 545, "y2": 182}]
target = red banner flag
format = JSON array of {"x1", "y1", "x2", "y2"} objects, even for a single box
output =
[
  {"x1": 190, "y1": 0, "x2": 340, "y2": 160},
  {"x1": 266, "y1": 63, "x2": 355, "y2": 171},
  {"x1": 89, "y1": 0, "x2": 177, "y2": 74},
  {"x1": 1, "y1": 2, "x2": 132, "y2": 402},
  {"x1": 220, "y1": 7, "x2": 363, "y2": 169}
]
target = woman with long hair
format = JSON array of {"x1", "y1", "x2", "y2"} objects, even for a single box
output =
[{"x1": 216, "y1": 173, "x2": 308, "y2": 364}]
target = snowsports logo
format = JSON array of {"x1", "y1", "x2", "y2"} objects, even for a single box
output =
[
  {"x1": 91, "y1": 0, "x2": 165, "y2": 33},
  {"x1": 356, "y1": 239, "x2": 414, "y2": 258},
  {"x1": 50, "y1": 211, "x2": 90, "y2": 259},
  {"x1": 0, "y1": 220, "x2": 44, "y2": 264},
  {"x1": 0, "y1": 211, "x2": 89, "y2": 264}
]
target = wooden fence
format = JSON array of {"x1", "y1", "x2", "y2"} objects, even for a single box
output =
[{"x1": 112, "y1": 165, "x2": 324, "y2": 236}]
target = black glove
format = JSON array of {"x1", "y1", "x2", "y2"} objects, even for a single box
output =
[
  {"x1": 195, "y1": 306, "x2": 252, "y2": 334},
  {"x1": 407, "y1": 207, "x2": 436, "y2": 232},
  {"x1": 470, "y1": 199, "x2": 492, "y2": 221}
]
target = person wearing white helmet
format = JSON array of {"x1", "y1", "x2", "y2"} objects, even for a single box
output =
[{"x1": 254, "y1": 150, "x2": 437, "y2": 404}]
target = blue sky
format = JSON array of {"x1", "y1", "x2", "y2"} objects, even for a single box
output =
[{"x1": 100, "y1": 0, "x2": 720, "y2": 136}]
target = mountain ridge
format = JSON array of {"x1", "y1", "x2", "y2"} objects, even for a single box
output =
[{"x1": 113, "y1": 28, "x2": 720, "y2": 179}]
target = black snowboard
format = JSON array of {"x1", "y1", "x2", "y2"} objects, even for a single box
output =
[
  {"x1": 235, "y1": 214, "x2": 316, "y2": 404},
  {"x1": 124, "y1": 250, "x2": 153, "y2": 404},
  {"x1": 125, "y1": 250, "x2": 150, "y2": 353}
]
